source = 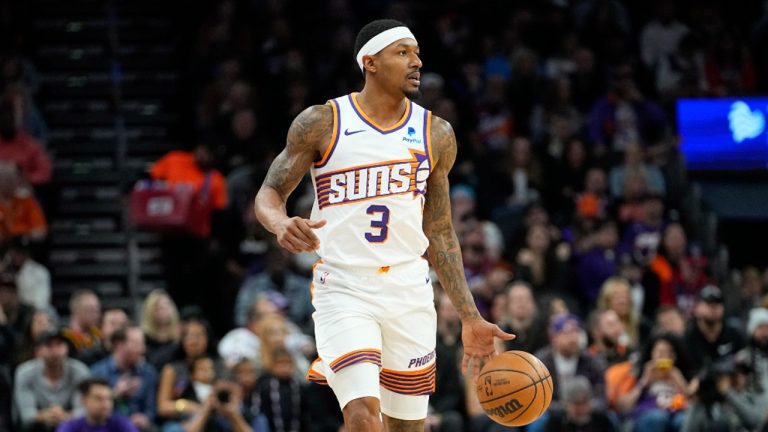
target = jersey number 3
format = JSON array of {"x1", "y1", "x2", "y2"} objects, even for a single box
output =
[{"x1": 365, "y1": 205, "x2": 390, "y2": 243}]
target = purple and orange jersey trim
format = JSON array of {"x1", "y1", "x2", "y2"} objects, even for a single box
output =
[
  {"x1": 314, "y1": 100, "x2": 341, "y2": 168},
  {"x1": 306, "y1": 359, "x2": 328, "y2": 385},
  {"x1": 380, "y1": 362, "x2": 436, "y2": 395},
  {"x1": 424, "y1": 110, "x2": 433, "y2": 172},
  {"x1": 350, "y1": 93, "x2": 412, "y2": 134},
  {"x1": 329, "y1": 348, "x2": 383, "y2": 373}
]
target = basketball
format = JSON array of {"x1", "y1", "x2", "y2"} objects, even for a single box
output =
[{"x1": 476, "y1": 350, "x2": 553, "y2": 427}]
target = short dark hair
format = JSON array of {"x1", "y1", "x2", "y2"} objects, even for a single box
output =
[
  {"x1": 109, "y1": 325, "x2": 139, "y2": 348},
  {"x1": 354, "y1": 19, "x2": 407, "y2": 60},
  {"x1": 189, "y1": 355, "x2": 215, "y2": 374},
  {"x1": 78, "y1": 377, "x2": 111, "y2": 396}
]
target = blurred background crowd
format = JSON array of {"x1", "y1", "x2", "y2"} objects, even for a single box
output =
[{"x1": 3, "y1": 0, "x2": 768, "y2": 431}]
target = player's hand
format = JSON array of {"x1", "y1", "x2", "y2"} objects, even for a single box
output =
[
  {"x1": 461, "y1": 317, "x2": 515, "y2": 379},
  {"x1": 275, "y1": 217, "x2": 327, "y2": 253}
]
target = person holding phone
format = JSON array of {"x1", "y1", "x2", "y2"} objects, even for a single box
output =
[
  {"x1": 172, "y1": 356, "x2": 251, "y2": 432},
  {"x1": 614, "y1": 333, "x2": 691, "y2": 432}
]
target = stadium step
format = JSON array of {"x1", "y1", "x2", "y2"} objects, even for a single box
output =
[{"x1": 32, "y1": 0, "x2": 181, "y2": 317}]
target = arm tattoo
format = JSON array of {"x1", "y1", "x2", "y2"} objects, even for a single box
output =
[
  {"x1": 424, "y1": 116, "x2": 481, "y2": 321},
  {"x1": 261, "y1": 104, "x2": 333, "y2": 202}
]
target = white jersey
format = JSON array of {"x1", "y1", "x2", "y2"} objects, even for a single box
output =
[{"x1": 310, "y1": 92, "x2": 433, "y2": 268}]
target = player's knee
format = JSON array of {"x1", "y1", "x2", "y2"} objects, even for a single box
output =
[{"x1": 343, "y1": 397, "x2": 382, "y2": 431}]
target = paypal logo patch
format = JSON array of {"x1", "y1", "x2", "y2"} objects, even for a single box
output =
[{"x1": 728, "y1": 101, "x2": 765, "y2": 143}]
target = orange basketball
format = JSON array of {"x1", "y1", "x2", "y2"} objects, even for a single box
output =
[{"x1": 476, "y1": 350, "x2": 554, "y2": 427}]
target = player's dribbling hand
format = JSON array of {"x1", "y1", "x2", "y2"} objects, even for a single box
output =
[
  {"x1": 461, "y1": 317, "x2": 515, "y2": 381},
  {"x1": 275, "y1": 217, "x2": 327, "y2": 253}
]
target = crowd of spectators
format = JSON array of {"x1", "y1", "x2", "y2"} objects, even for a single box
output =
[{"x1": 3, "y1": 0, "x2": 768, "y2": 431}]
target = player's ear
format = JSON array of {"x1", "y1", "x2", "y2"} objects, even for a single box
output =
[{"x1": 363, "y1": 55, "x2": 377, "y2": 74}]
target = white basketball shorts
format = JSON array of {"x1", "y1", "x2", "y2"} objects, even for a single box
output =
[{"x1": 306, "y1": 258, "x2": 437, "y2": 420}]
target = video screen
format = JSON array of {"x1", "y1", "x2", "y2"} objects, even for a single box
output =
[{"x1": 677, "y1": 98, "x2": 768, "y2": 171}]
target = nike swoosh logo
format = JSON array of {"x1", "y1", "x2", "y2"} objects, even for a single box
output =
[{"x1": 344, "y1": 129, "x2": 365, "y2": 136}]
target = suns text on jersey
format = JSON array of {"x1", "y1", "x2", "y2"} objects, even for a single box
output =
[{"x1": 315, "y1": 151, "x2": 430, "y2": 209}]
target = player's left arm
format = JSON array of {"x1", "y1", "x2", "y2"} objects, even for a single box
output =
[{"x1": 423, "y1": 115, "x2": 514, "y2": 375}]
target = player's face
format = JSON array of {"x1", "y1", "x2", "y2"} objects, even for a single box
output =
[{"x1": 374, "y1": 38, "x2": 422, "y2": 99}]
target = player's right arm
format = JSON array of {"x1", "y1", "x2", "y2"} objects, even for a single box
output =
[{"x1": 254, "y1": 104, "x2": 332, "y2": 253}]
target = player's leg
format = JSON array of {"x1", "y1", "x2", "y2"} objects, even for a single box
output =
[
  {"x1": 382, "y1": 414, "x2": 425, "y2": 431},
  {"x1": 378, "y1": 301, "x2": 437, "y2": 424},
  {"x1": 313, "y1": 317, "x2": 384, "y2": 431},
  {"x1": 311, "y1": 265, "x2": 386, "y2": 431},
  {"x1": 344, "y1": 396, "x2": 383, "y2": 432}
]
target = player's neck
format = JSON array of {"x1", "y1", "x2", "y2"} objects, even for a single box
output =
[{"x1": 356, "y1": 86, "x2": 407, "y2": 127}]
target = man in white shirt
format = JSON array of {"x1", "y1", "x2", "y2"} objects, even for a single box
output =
[
  {"x1": 640, "y1": 0, "x2": 689, "y2": 70},
  {"x1": 5, "y1": 236, "x2": 51, "y2": 310}
]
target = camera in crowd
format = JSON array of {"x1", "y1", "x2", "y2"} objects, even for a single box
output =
[{"x1": 696, "y1": 356, "x2": 752, "y2": 406}]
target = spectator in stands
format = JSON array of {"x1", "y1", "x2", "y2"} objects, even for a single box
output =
[
  {"x1": 588, "y1": 309, "x2": 632, "y2": 366},
  {"x1": 705, "y1": 33, "x2": 757, "y2": 96},
  {"x1": 495, "y1": 137, "x2": 544, "y2": 211},
  {"x1": 577, "y1": 219, "x2": 619, "y2": 305},
  {"x1": 1, "y1": 54, "x2": 41, "y2": 96},
  {"x1": 682, "y1": 357, "x2": 763, "y2": 432},
  {"x1": 609, "y1": 142, "x2": 666, "y2": 199},
  {"x1": 498, "y1": 281, "x2": 549, "y2": 355},
  {"x1": 685, "y1": 285, "x2": 746, "y2": 377},
  {"x1": 55, "y1": 378, "x2": 138, "y2": 432},
  {"x1": 619, "y1": 193, "x2": 665, "y2": 264},
  {"x1": 529, "y1": 76, "x2": 581, "y2": 158},
  {"x1": 219, "y1": 302, "x2": 263, "y2": 370},
  {"x1": 547, "y1": 138, "x2": 589, "y2": 221},
  {"x1": 14, "y1": 328, "x2": 91, "y2": 431},
  {"x1": 516, "y1": 223, "x2": 570, "y2": 298},
  {"x1": 254, "y1": 314, "x2": 309, "y2": 381},
  {"x1": 170, "y1": 356, "x2": 252, "y2": 432},
  {"x1": 255, "y1": 347, "x2": 308, "y2": 432},
  {"x1": 655, "y1": 33, "x2": 708, "y2": 101},
  {"x1": 735, "y1": 308, "x2": 768, "y2": 402},
  {"x1": 430, "y1": 293, "x2": 465, "y2": 432},
  {"x1": 573, "y1": 167, "x2": 610, "y2": 225},
  {"x1": 90, "y1": 326, "x2": 157, "y2": 430},
  {"x1": 639, "y1": 0, "x2": 689, "y2": 71},
  {"x1": 0, "y1": 102, "x2": 51, "y2": 186},
  {"x1": 588, "y1": 63, "x2": 667, "y2": 156},
  {"x1": 80, "y1": 307, "x2": 129, "y2": 365},
  {"x1": 535, "y1": 314, "x2": 607, "y2": 413},
  {"x1": 3, "y1": 235, "x2": 51, "y2": 309},
  {"x1": 140, "y1": 289, "x2": 180, "y2": 369},
  {"x1": 610, "y1": 333, "x2": 689, "y2": 432},
  {"x1": 0, "y1": 161, "x2": 47, "y2": 242},
  {"x1": 730, "y1": 266, "x2": 765, "y2": 326},
  {"x1": 597, "y1": 277, "x2": 650, "y2": 348},
  {"x1": 15, "y1": 307, "x2": 57, "y2": 368},
  {"x1": 150, "y1": 143, "x2": 228, "y2": 310},
  {"x1": 543, "y1": 376, "x2": 618, "y2": 432},
  {"x1": 654, "y1": 306, "x2": 686, "y2": 337},
  {"x1": 233, "y1": 244, "x2": 312, "y2": 332},
  {"x1": 3, "y1": 82, "x2": 49, "y2": 145},
  {"x1": 62, "y1": 290, "x2": 102, "y2": 359},
  {"x1": 568, "y1": 47, "x2": 602, "y2": 113},
  {"x1": 149, "y1": 143, "x2": 228, "y2": 237},
  {"x1": 0, "y1": 271, "x2": 34, "y2": 343},
  {"x1": 156, "y1": 317, "x2": 218, "y2": 422},
  {"x1": 231, "y1": 359, "x2": 267, "y2": 430},
  {"x1": 648, "y1": 223, "x2": 710, "y2": 315}
]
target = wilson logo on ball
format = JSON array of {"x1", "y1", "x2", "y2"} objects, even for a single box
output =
[{"x1": 486, "y1": 399, "x2": 523, "y2": 418}]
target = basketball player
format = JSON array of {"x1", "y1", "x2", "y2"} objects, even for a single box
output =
[{"x1": 255, "y1": 19, "x2": 515, "y2": 431}]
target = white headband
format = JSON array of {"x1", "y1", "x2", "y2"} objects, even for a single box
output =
[{"x1": 356, "y1": 26, "x2": 417, "y2": 71}]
